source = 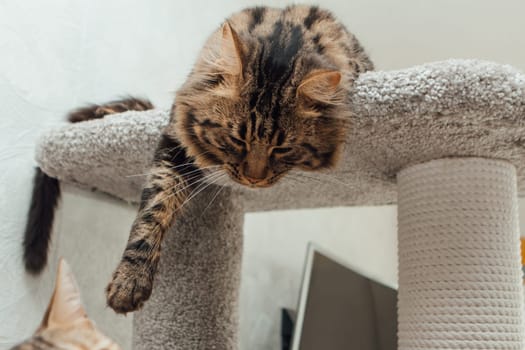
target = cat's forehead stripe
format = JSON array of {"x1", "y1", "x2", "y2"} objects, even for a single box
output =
[
  {"x1": 249, "y1": 112, "x2": 257, "y2": 136},
  {"x1": 248, "y1": 7, "x2": 266, "y2": 32},
  {"x1": 276, "y1": 131, "x2": 285, "y2": 146},
  {"x1": 264, "y1": 22, "x2": 303, "y2": 82},
  {"x1": 304, "y1": 6, "x2": 323, "y2": 30},
  {"x1": 248, "y1": 13, "x2": 306, "y2": 115},
  {"x1": 238, "y1": 122, "x2": 247, "y2": 139}
]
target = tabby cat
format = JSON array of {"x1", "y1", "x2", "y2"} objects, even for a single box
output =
[
  {"x1": 23, "y1": 5, "x2": 373, "y2": 314},
  {"x1": 23, "y1": 98, "x2": 153, "y2": 274},
  {"x1": 11, "y1": 259, "x2": 121, "y2": 350}
]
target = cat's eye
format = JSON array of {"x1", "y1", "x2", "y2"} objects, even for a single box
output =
[
  {"x1": 272, "y1": 147, "x2": 294, "y2": 154},
  {"x1": 229, "y1": 136, "x2": 245, "y2": 147}
]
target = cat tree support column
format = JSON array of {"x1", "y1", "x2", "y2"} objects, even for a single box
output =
[
  {"x1": 133, "y1": 187, "x2": 244, "y2": 350},
  {"x1": 397, "y1": 158, "x2": 524, "y2": 350}
]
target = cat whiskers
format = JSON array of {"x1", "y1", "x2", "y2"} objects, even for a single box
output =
[
  {"x1": 150, "y1": 170, "x2": 219, "y2": 205},
  {"x1": 165, "y1": 143, "x2": 185, "y2": 154},
  {"x1": 150, "y1": 169, "x2": 225, "y2": 209},
  {"x1": 176, "y1": 171, "x2": 228, "y2": 213},
  {"x1": 288, "y1": 171, "x2": 355, "y2": 190},
  {"x1": 286, "y1": 174, "x2": 333, "y2": 197},
  {"x1": 177, "y1": 130, "x2": 203, "y2": 138},
  {"x1": 124, "y1": 148, "x2": 217, "y2": 178},
  {"x1": 126, "y1": 164, "x2": 220, "y2": 178},
  {"x1": 199, "y1": 184, "x2": 227, "y2": 217}
]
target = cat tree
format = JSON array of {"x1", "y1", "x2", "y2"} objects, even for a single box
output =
[{"x1": 37, "y1": 60, "x2": 525, "y2": 349}]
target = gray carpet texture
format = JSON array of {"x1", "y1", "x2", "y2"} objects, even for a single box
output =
[
  {"x1": 38, "y1": 60, "x2": 525, "y2": 211},
  {"x1": 133, "y1": 187, "x2": 244, "y2": 350},
  {"x1": 35, "y1": 59, "x2": 525, "y2": 349}
]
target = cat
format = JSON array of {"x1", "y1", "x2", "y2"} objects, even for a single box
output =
[
  {"x1": 104, "y1": 5, "x2": 373, "y2": 314},
  {"x1": 22, "y1": 5, "x2": 373, "y2": 313},
  {"x1": 23, "y1": 98, "x2": 153, "y2": 274},
  {"x1": 11, "y1": 259, "x2": 121, "y2": 350}
]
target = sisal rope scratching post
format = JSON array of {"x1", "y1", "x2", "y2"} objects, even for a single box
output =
[
  {"x1": 34, "y1": 60, "x2": 525, "y2": 349},
  {"x1": 397, "y1": 158, "x2": 524, "y2": 349}
]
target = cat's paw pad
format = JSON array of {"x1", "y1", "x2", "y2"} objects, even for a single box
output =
[{"x1": 106, "y1": 262, "x2": 153, "y2": 314}]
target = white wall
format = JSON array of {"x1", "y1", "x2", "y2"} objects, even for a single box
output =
[{"x1": 1, "y1": 0, "x2": 524, "y2": 349}]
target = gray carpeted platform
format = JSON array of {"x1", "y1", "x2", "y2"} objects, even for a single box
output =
[
  {"x1": 35, "y1": 59, "x2": 525, "y2": 349},
  {"x1": 38, "y1": 60, "x2": 525, "y2": 211}
]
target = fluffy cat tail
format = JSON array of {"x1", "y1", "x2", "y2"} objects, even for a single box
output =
[
  {"x1": 67, "y1": 96, "x2": 154, "y2": 122},
  {"x1": 23, "y1": 167, "x2": 61, "y2": 274},
  {"x1": 23, "y1": 96, "x2": 154, "y2": 274}
]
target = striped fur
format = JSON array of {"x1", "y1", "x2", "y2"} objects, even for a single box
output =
[
  {"x1": 106, "y1": 5, "x2": 373, "y2": 313},
  {"x1": 12, "y1": 331, "x2": 119, "y2": 350},
  {"x1": 11, "y1": 260, "x2": 121, "y2": 350},
  {"x1": 105, "y1": 134, "x2": 200, "y2": 313},
  {"x1": 67, "y1": 97, "x2": 153, "y2": 123},
  {"x1": 22, "y1": 97, "x2": 154, "y2": 274},
  {"x1": 175, "y1": 5, "x2": 373, "y2": 185}
]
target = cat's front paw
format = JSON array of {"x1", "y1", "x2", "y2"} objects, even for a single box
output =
[{"x1": 106, "y1": 261, "x2": 153, "y2": 314}]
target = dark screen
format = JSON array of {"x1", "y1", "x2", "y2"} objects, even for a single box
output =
[{"x1": 297, "y1": 252, "x2": 397, "y2": 350}]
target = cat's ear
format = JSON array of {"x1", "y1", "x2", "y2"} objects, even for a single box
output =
[
  {"x1": 219, "y1": 22, "x2": 244, "y2": 76},
  {"x1": 297, "y1": 70, "x2": 343, "y2": 106},
  {"x1": 203, "y1": 22, "x2": 244, "y2": 77},
  {"x1": 39, "y1": 259, "x2": 91, "y2": 329}
]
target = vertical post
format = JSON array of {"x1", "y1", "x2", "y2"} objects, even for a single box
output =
[
  {"x1": 397, "y1": 158, "x2": 524, "y2": 349},
  {"x1": 133, "y1": 187, "x2": 244, "y2": 350}
]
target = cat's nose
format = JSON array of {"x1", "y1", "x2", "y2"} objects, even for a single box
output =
[{"x1": 242, "y1": 162, "x2": 268, "y2": 182}]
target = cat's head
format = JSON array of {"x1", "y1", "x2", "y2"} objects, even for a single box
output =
[
  {"x1": 11, "y1": 259, "x2": 121, "y2": 350},
  {"x1": 174, "y1": 22, "x2": 349, "y2": 188}
]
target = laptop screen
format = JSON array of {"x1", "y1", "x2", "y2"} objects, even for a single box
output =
[{"x1": 292, "y1": 246, "x2": 397, "y2": 350}]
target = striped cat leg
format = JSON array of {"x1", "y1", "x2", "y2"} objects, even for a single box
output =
[{"x1": 106, "y1": 135, "x2": 200, "y2": 314}]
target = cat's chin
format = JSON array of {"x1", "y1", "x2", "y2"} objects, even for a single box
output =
[{"x1": 219, "y1": 176, "x2": 273, "y2": 191}]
